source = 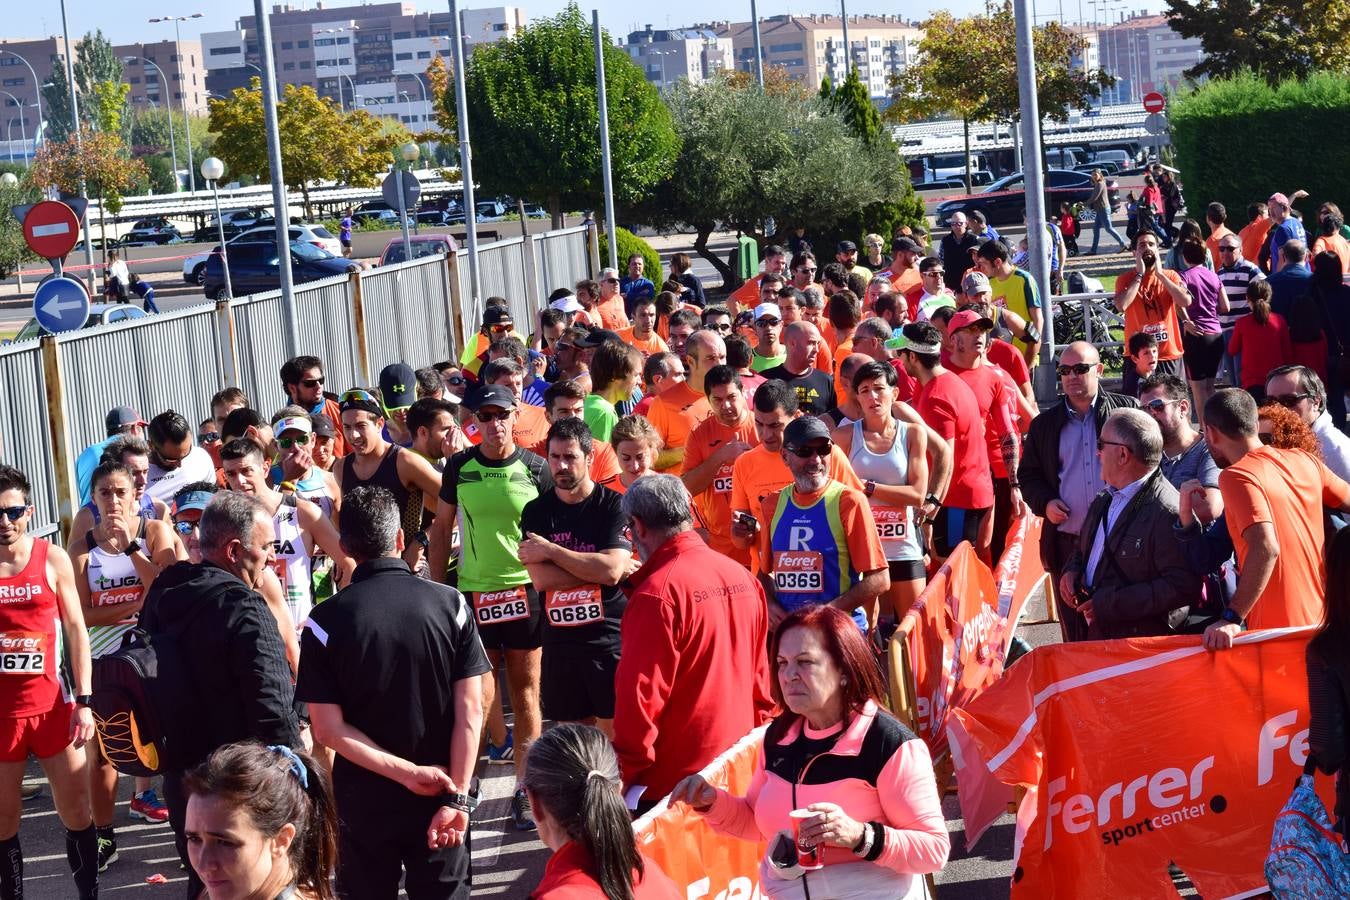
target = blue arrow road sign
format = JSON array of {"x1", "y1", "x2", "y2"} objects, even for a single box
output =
[{"x1": 32, "y1": 276, "x2": 90, "y2": 334}]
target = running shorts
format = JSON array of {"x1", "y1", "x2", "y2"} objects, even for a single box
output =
[
  {"x1": 542, "y1": 646, "x2": 620, "y2": 721},
  {"x1": 469, "y1": 586, "x2": 543, "y2": 652},
  {"x1": 0, "y1": 699, "x2": 72, "y2": 763},
  {"x1": 930, "y1": 506, "x2": 991, "y2": 559}
]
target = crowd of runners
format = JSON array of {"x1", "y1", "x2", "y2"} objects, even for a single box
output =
[{"x1": 0, "y1": 177, "x2": 1347, "y2": 899}]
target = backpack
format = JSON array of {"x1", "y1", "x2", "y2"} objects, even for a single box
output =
[
  {"x1": 90, "y1": 615, "x2": 203, "y2": 776},
  {"x1": 1265, "y1": 763, "x2": 1350, "y2": 898}
]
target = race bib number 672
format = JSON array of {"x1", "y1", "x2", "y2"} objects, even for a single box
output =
[{"x1": 0, "y1": 632, "x2": 46, "y2": 675}]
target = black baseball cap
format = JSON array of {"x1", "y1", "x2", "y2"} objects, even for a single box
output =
[
  {"x1": 464, "y1": 383, "x2": 517, "y2": 411},
  {"x1": 309, "y1": 414, "x2": 336, "y2": 438},
  {"x1": 892, "y1": 236, "x2": 922, "y2": 254},
  {"x1": 483, "y1": 307, "x2": 514, "y2": 328},
  {"x1": 836, "y1": 240, "x2": 858, "y2": 253},
  {"x1": 575, "y1": 328, "x2": 623, "y2": 349},
  {"x1": 379, "y1": 362, "x2": 417, "y2": 411},
  {"x1": 784, "y1": 416, "x2": 832, "y2": 448}
]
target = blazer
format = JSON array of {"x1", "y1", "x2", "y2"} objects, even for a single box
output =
[
  {"x1": 1064, "y1": 469, "x2": 1201, "y2": 639},
  {"x1": 1018, "y1": 390, "x2": 1137, "y2": 569}
]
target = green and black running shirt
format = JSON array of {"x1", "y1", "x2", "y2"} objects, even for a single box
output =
[{"x1": 439, "y1": 446, "x2": 552, "y2": 593}]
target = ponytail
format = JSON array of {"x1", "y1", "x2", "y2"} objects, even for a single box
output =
[
  {"x1": 581, "y1": 770, "x2": 644, "y2": 900},
  {"x1": 1248, "y1": 281, "x2": 1273, "y2": 326},
  {"x1": 295, "y1": 758, "x2": 339, "y2": 900}
]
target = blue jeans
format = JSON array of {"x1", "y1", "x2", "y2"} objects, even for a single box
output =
[{"x1": 1090, "y1": 211, "x2": 1126, "y2": 253}]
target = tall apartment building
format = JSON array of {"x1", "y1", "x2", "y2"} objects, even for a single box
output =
[
  {"x1": 201, "y1": 2, "x2": 523, "y2": 130},
  {"x1": 1096, "y1": 13, "x2": 1204, "y2": 103},
  {"x1": 0, "y1": 37, "x2": 65, "y2": 155},
  {"x1": 625, "y1": 27, "x2": 734, "y2": 89},
  {"x1": 115, "y1": 39, "x2": 208, "y2": 116},
  {"x1": 707, "y1": 14, "x2": 923, "y2": 100}
]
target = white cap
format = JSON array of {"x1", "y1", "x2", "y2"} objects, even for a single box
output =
[
  {"x1": 273, "y1": 415, "x2": 313, "y2": 436},
  {"x1": 753, "y1": 302, "x2": 783, "y2": 321},
  {"x1": 550, "y1": 294, "x2": 584, "y2": 313}
]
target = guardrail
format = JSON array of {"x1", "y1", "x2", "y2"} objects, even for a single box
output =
[{"x1": 6, "y1": 224, "x2": 596, "y2": 541}]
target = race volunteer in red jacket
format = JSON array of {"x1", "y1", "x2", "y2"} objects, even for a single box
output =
[
  {"x1": 613, "y1": 474, "x2": 774, "y2": 811},
  {"x1": 673, "y1": 606, "x2": 948, "y2": 900}
]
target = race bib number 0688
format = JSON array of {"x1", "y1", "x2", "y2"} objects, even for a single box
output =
[{"x1": 546, "y1": 585, "x2": 604, "y2": 627}]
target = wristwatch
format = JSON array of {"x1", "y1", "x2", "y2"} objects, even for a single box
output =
[
  {"x1": 444, "y1": 791, "x2": 479, "y2": 813},
  {"x1": 124, "y1": 540, "x2": 142, "y2": 558},
  {"x1": 74, "y1": 695, "x2": 93, "y2": 707},
  {"x1": 923, "y1": 492, "x2": 941, "y2": 508},
  {"x1": 1219, "y1": 608, "x2": 1247, "y2": 630},
  {"x1": 864, "y1": 480, "x2": 876, "y2": 498}
]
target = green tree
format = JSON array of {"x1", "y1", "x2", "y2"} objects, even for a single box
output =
[
  {"x1": 633, "y1": 76, "x2": 913, "y2": 287},
  {"x1": 1164, "y1": 0, "x2": 1350, "y2": 83},
  {"x1": 42, "y1": 30, "x2": 125, "y2": 143},
  {"x1": 822, "y1": 69, "x2": 884, "y2": 146},
  {"x1": 208, "y1": 79, "x2": 403, "y2": 218},
  {"x1": 31, "y1": 126, "x2": 146, "y2": 224},
  {"x1": 447, "y1": 4, "x2": 678, "y2": 227},
  {"x1": 0, "y1": 171, "x2": 42, "y2": 280}
]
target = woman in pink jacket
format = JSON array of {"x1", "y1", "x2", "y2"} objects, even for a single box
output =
[{"x1": 672, "y1": 606, "x2": 949, "y2": 899}]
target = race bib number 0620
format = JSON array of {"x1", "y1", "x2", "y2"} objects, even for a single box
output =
[
  {"x1": 475, "y1": 587, "x2": 530, "y2": 625},
  {"x1": 871, "y1": 506, "x2": 908, "y2": 540},
  {"x1": 0, "y1": 632, "x2": 46, "y2": 675}
]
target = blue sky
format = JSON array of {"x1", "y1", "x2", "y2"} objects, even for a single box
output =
[{"x1": 5, "y1": 0, "x2": 1164, "y2": 47}]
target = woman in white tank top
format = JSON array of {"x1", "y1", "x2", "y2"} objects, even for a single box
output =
[{"x1": 831, "y1": 360, "x2": 930, "y2": 624}]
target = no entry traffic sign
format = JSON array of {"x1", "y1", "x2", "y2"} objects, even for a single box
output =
[
  {"x1": 1143, "y1": 91, "x2": 1166, "y2": 114},
  {"x1": 22, "y1": 201, "x2": 81, "y2": 260}
]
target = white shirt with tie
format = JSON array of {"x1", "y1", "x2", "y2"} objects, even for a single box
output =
[{"x1": 1085, "y1": 472, "x2": 1152, "y2": 588}]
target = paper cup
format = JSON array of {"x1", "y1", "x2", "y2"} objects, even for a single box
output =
[{"x1": 789, "y1": 808, "x2": 823, "y2": 870}]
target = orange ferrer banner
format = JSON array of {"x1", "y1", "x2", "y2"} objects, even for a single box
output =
[
  {"x1": 899, "y1": 517, "x2": 1043, "y2": 758},
  {"x1": 634, "y1": 727, "x2": 767, "y2": 898},
  {"x1": 949, "y1": 628, "x2": 1335, "y2": 899}
]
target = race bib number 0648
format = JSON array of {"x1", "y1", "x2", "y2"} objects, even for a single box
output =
[{"x1": 475, "y1": 587, "x2": 530, "y2": 625}]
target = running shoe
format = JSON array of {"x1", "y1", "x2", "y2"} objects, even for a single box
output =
[
  {"x1": 511, "y1": 788, "x2": 537, "y2": 832},
  {"x1": 130, "y1": 788, "x2": 170, "y2": 823},
  {"x1": 487, "y1": 728, "x2": 514, "y2": 765},
  {"x1": 97, "y1": 835, "x2": 118, "y2": 873}
]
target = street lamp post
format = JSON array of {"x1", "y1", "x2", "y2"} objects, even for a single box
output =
[
  {"x1": 320, "y1": 26, "x2": 360, "y2": 110},
  {"x1": 201, "y1": 156, "x2": 234, "y2": 300},
  {"x1": 0, "y1": 94, "x2": 29, "y2": 165},
  {"x1": 149, "y1": 13, "x2": 204, "y2": 193},
  {"x1": 449, "y1": 0, "x2": 481, "y2": 303},
  {"x1": 59, "y1": 0, "x2": 96, "y2": 291},
  {"x1": 397, "y1": 141, "x2": 418, "y2": 263},
  {"x1": 0, "y1": 51, "x2": 44, "y2": 149},
  {"x1": 339, "y1": 74, "x2": 359, "y2": 113},
  {"x1": 128, "y1": 57, "x2": 180, "y2": 192},
  {"x1": 749, "y1": 0, "x2": 765, "y2": 88}
]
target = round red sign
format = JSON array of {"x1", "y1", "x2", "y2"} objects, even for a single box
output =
[
  {"x1": 22, "y1": 201, "x2": 81, "y2": 260},
  {"x1": 1143, "y1": 92, "x2": 1166, "y2": 114}
]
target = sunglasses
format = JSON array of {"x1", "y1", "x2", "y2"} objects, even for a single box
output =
[
  {"x1": 1097, "y1": 438, "x2": 1128, "y2": 452},
  {"x1": 709, "y1": 322, "x2": 733, "y2": 332},
  {"x1": 604, "y1": 277, "x2": 620, "y2": 284},
  {"x1": 798, "y1": 267, "x2": 818, "y2": 274},
  {"x1": 1142, "y1": 398, "x2": 1177, "y2": 411},
  {"x1": 489, "y1": 324, "x2": 512, "y2": 334},
  {"x1": 197, "y1": 431, "x2": 221, "y2": 443},
  {"x1": 1270, "y1": 393, "x2": 1311, "y2": 409},
  {"x1": 301, "y1": 377, "x2": 324, "y2": 388},
  {"x1": 445, "y1": 375, "x2": 466, "y2": 386},
  {"x1": 756, "y1": 318, "x2": 780, "y2": 327},
  {"x1": 1218, "y1": 246, "x2": 1239, "y2": 253},
  {"x1": 474, "y1": 409, "x2": 512, "y2": 423},
  {"x1": 923, "y1": 270, "x2": 945, "y2": 277},
  {"x1": 0, "y1": 506, "x2": 28, "y2": 522},
  {"x1": 278, "y1": 434, "x2": 311, "y2": 448},
  {"x1": 787, "y1": 442, "x2": 833, "y2": 458},
  {"x1": 173, "y1": 519, "x2": 198, "y2": 535},
  {"x1": 1056, "y1": 362, "x2": 1095, "y2": 377},
  {"x1": 341, "y1": 388, "x2": 379, "y2": 405}
]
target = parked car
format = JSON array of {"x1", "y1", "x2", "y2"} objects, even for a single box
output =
[
  {"x1": 7, "y1": 302, "x2": 148, "y2": 343},
  {"x1": 521, "y1": 203, "x2": 549, "y2": 219},
  {"x1": 934, "y1": 169, "x2": 1096, "y2": 227},
  {"x1": 379, "y1": 234, "x2": 459, "y2": 266},
  {"x1": 475, "y1": 200, "x2": 507, "y2": 222},
  {"x1": 73, "y1": 237, "x2": 120, "y2": 253},
  {"x1": 182, "y1": 224, "x2": 342, "y2": 284},
  {"x1": 416, "y1": 209, "x2": 450, "y2": 226},
  {"x1": 122, "y1": 217, "x2": 183, "y2": 246},
  {"x1": 202, "y1": 241, "x2": 358, "y2": 300},
  {"x1": 194, "y1": 211, "x2": 276, "y2": 243},
  {"x1": 1075, "y1": 161, "x2": 1120, "y2": 176}
]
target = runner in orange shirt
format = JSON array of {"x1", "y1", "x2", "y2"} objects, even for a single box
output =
[
  {"x1": 1237, "y1": 202, "x2": 1272, "y2": 268},
  {"x1": 1114, "y1": 232, "x2": 1191, "y2": 375},
  {"x1": 727, "y1": 245, "x2": 789, "y2": 315},
  {"x1": 594, "y1": 268, "x2": 630, "y2": 331},
  {"x1": 617, "y1": 296, "x2": 670, "y2": 359},
  {"x1": 647, "y1": 330, "x2": 723, "y2": 471},
  {"x1": 730, "y1": 381, "x2": 864, "y2": 569},
  {"x1": 682, "y1": 366, "x2": 758, "y2": 565}
]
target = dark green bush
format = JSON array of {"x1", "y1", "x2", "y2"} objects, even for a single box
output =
[{"x1": 599, "y1": 226, "x2": 662, "y2": 282}]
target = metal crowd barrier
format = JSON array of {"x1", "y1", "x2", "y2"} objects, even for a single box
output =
[{"x1": 7, "y1": 224, "x2": 596, "y2": 541}]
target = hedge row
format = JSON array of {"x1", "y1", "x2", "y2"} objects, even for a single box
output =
[{"x1": 1171, "y1": 70, "x2": 1350, "y2": 225}]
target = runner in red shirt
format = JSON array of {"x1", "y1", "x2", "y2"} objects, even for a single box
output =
[
  {"x1": 945, "y1": 310, "x2": 1026, "y2": 563},
  {"x1": 894, "y1": 323, "x2": 993, "y2": 564},
  {"x1": 0, "y1": 465, "x2": 98, "y2": 899}
]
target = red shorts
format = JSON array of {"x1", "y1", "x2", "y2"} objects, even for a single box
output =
[{"x1": 0, "y1": 701, "x2": 72, "y2": 763}]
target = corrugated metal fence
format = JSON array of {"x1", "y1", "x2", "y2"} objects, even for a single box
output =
[{"x1": 7, "y1": 224, "x2": 594, "y2": 539}]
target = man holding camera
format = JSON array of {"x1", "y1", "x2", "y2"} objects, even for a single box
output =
[
  {"x1": 1114, "y1": 231, "x2": 1193, "y2": 397},
  {"x1": 1057, "y1": 409, "x2": 1200, "y2": 640}
]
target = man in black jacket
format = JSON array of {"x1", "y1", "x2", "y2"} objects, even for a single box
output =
[
  {"x1": 1018, "y1": 341, "x2": 1136, "y2": 641},
  {"x1": 1060, "y1": 409, "x2": 1200, "y2": 638},
  {"x1": 140, "y1": 491, "x2": 299, "y2": 898}
]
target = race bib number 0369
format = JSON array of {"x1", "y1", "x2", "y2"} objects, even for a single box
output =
[
  {"x1": 774, "y1": 551, "x2": 823, "y2": 594},
  {"x1": 546, "y1": 585, "x2": 604, "y2": 627},
  {"x1": 475, "y1": 587, "x2": 530, "y2": 625},
  {"x1": 0, "y1": 632, "x2": 46, "y2": 675},
  {"x1": 713, "y1": 465, "x2": 734, "y2": 495}
]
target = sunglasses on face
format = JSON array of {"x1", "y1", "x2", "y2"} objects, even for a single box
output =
[
  {"x1": 173, "y1": 520, "x2": 198, "y2": 535},
  {"x1": 278, "y1": 435, "x2": 311, "y2": 449},
  {"x1": 475, "y1": 409, "x2": 512, "y2": 423},
  {"x1": 489, "y1": 324, "x2": 512, "y2": 334},
  {"x1": 787, "y1": 442, "x2": 832, "y2": 459},
  {"x1": 445, "y1": 375, "x2": 466, "y2": 386},
  {"x1": 1097, "y1": 438, "x2": 1128, "y2": 452},
  {"x1": 301, "y1": 377, "x2": 324, "y2": 388},
  {"x1": 1056, "y1": 362, "x2": 1095, "y2": 377},
  {"x1": 1270, "y1": 393, "x2": 1312, "y2": 409},
  {"x1": 1218, "y1": 246, "x2": 1239, "y2": 253},
  {"x1": 798, "y1": 267, "x2": 817, "y2": 274},
  {"x1": 0, "y1": 506, "x2": 28, "y2": 522},
  {"x1": 923, "y1": 270, "x2": 945, "y2": 277},
  {"x1": 198, "y1": 431, "x2": 221, "y2": 443},
  {"x1": 1143, "y1": 398, "x2": 1177, "y2": 412},
  {"x1": 710, "y1": 322, "x2": 732, "y2": 332},
  {"x1": 604, "y1": 278, "x2": 620, "y2": 284},
  {"x1": 756, "y1": 318, "x2": 780, "y2": 327}
]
